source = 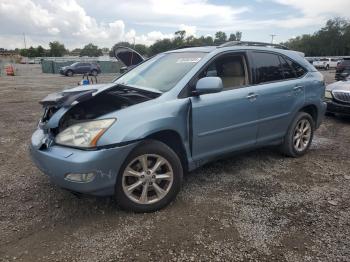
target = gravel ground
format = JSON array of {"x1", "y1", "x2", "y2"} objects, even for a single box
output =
[{"x1": 0, "y1": 65, "x2": 349, "y2": 262}]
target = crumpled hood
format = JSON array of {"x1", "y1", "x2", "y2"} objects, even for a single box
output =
[
  {"x1": 40, "y1": 83, "x2": 117, "y2": 107},
  {"x1": 39, "y1": 82, "x2": 162, "y2": 130}
]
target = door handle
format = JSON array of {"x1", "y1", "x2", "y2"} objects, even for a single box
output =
[
  {"x1": 293, "y1": 85, "x2": 303, "y2": 91},
  {"x1": 246, "y1": 93, "x2": 258, "y2": 101}
]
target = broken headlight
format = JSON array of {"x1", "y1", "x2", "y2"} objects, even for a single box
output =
[{"x1": 55, "y1": 119, "x2": 115, "y2": 148}]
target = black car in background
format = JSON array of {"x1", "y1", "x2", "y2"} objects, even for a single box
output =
[
  {"x1": 325, "y1": 80, "x2": 350, "y2": 116},
  {"x1": 59, "y1": 62, "x2": 101, "y2": 77},
  {"x1": 335, "y1": 59, "x2": 350, "y2": 81}
]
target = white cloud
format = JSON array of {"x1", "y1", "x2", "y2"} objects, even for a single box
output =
[
  {"x1": 179, "y1": 24, "x2": 197, "y2": 36},
  {"x1": 0, "y1": 0, "x2": 128, "y2": 48},
  {"x1": 1, "y1": 0, "x2": 350, "y2": 49},
  {"x1": 275, "y1": 0, "x2": 350, "y2": 17}
]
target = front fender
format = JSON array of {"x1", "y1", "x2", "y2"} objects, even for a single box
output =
[{"x1": 98, "y1": 98, "x2": 191, "y2": 146}]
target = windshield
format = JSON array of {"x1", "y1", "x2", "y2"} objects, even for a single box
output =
[
  {"x1": 114, "y1": 52, "x2": 206, "y2": 92},
  {"x1": 70, "y1": 62, "x2": 79, "y2": 67}
]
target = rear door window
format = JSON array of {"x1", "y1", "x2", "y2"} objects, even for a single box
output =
[{"x1": 253, "y1": 52, "x2": 284, "y2": 84}]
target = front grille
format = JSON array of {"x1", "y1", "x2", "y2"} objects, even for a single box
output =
[{"x1": 333, "y1": 91, "x2": 350, "y2": 103}]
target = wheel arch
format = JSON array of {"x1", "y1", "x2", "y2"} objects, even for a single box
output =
[
  {"x1": 299, "y1": 104, "x2": 318, "y2": 125},
  {"x1": 145, "y1": 130, "x2": 189, "y2": 173}
]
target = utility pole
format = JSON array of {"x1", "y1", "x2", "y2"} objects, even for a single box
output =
[
  {"x1": 23, "y1": 33, "x2": 27, "y2": 49},
  {"x1": 270, "y1": 34, "x2": 276, "y2": 44}
]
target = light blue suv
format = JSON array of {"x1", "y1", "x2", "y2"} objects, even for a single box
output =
[{"x1": 30, "y1": 41, "x2": 326, "y2": 212}]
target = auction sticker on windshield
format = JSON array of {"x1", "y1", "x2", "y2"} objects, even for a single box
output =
[{"x1": 176, "y1": 57, "x2": 202, "y2": 63}]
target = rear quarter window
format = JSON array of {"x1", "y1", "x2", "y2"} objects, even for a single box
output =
[
  {"x1": 253, "y1": 52, "x2": 284, "y2": 84},
  {"x1": 284, "y1": 56, "x2": 306, "y2": 78}
]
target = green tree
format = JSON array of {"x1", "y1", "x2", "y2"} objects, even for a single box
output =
[
  {"x1": 235, "y1": 31, "x2": 242, "y2": 41},
  {"x1": 173, "y1": 30, "x2": 187, "y2": 48},
  {"x1": 19, "y1": 48, "x2": 28, "y2": 57},
  {"x1": 36, "y1": 45, "x2": 45, "y2": 57},
  {"x1": 214, "y1": 31, "x2": 227, "y2": 44},
  {"x1": 228, "y1": 33, "x2": 236, "y2": 41},
  {"x1": 149, "y1": 39, "x2": 173, "y2": 56},
  {"x1": 80, "y1": 43, "x2": 103, "y2": 57},
  {"x1": 27, "y1": 46, "x2": 37, "y2": 57},
  {"x1": 134, "y1": 44, "x2": 148, "y2": 56},
  {"x1": 49, "y1": 41, "x2": 67, "y2": 57},
  {"x1": 283, "y1": 17, "x2": 350, "y2": 56}
]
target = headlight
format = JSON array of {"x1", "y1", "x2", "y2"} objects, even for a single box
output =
[
  {"x1": 325, "y1": 90, "x2": 332, "y2": 99},
  {"x1": 55, "y1": 119, "x2": 115, "y2": 148}
]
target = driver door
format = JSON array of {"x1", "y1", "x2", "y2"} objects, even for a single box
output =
[{"x1": 190, "y1": 53, "x2": 258, "y2": 161}]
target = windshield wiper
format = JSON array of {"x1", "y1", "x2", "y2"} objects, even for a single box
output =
[{"x1": 117, "y1": 83, "x2": 163, "y2": 95}]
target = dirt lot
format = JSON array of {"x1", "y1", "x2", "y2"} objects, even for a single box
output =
[{"x1": 0, "y1": 65, "x2": 349, "y2": 262}]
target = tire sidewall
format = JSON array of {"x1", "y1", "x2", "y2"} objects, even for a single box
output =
[
  {"x1": 115, "y1": 139, "x2": 183, "y2": 212},
  {"x1": 287, "y1": 112, "x2": 315, "y2": 157},
  {"x1": 91, "y1": 70, "x2": 98, "y2": 76},
  {"x1": 66, "y1": 70, "x2": 73, "y2": 77}
]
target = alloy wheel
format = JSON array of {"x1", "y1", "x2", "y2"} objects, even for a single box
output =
[
  {"x1": 122, "y1": 154, "x2": 174, "y2": 204},
  {"x1": 293, "y1": 119, "x2": 312, "y2": 152}
]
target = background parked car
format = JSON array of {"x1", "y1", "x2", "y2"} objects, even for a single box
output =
[
  {"x1": 313, "y1": 58, "x2": 340, "y2": 70},
  {"x1": 335, "y1": 58, "x2": 350, "y2": 80},
  {"x1": 59, "y1": 62, "x2": 101, "y2": 77},
  {"x1": 325, "y1": 80, "x2": 350, "y2": 115}
]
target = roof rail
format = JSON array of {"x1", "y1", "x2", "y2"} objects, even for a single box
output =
[{"x1": 219, "y1": 41, "x2": 289, "y2": 50}]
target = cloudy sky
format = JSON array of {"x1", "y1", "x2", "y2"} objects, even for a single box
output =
[{"x1": 0, "y1": 0, "x2": 349, "y2": 50}]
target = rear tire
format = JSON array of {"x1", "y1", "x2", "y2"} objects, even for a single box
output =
[
  {"x1": 280, "y1": 112, "x2": 315, "y2": 157},
  {"x1": 115, "y1": 139, "x2": 183, "y2": 212}
]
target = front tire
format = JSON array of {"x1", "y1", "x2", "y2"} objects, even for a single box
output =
[
  {"x1": 115, "y1": 140, "x2": 183, "y2": 212},
  {"x1": 280, "y1": 112, "x2": 314, "y2": 157},
  {"x1": 66, "y1": 70, "x2": 73, "y2": 77}
]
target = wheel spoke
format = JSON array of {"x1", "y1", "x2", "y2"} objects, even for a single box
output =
[
  {"x1": 127, "y1": 180, "x2": 143, "y2": 192},
  {"x1": 125, "y1": 168, "x2": 141, "y2": 178},
  {"x1": 152, "y1": 183, "x2": 166, "y2": 198},
  {"x1": 140, "y1": 183, "x2": 149, "y2": 203},
  {"x1": 303, "y1": 125, "x2": 310, "y2": 134},
  {"x1": 294, "y1": 132, "x2": 300, "y2": 140},
  {"x1": 139, "y1": 155, "x2": 148, "y2": 171},
  {"x1": 156, "y1": 172, "x2": 172, "y2": 180},
  {"x1": 151, "y1": 158, "x2": 164, "y2": 173}
]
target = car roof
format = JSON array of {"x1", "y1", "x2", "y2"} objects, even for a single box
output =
[
  {"x1": 166, "y1": 44, "x2": 314, "y2": 72},
  {"x1": 166, "y1": 45, "x2": 301, "y2": 57},
  {"x1": 166, "y1": 46, "x2": 217, "y2": 53}
]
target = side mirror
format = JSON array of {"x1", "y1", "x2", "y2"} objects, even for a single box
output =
[{"x1": 195, "y1": 77, "x2": 223, "y2": 95}]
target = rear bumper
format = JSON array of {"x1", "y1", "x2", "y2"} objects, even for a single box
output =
[
  {"x1": 326, "y1": 99, "x2": 350, "y2": 115},
  {"x1": 30, "y1": 129, "x2": 137, "y2": 196}
]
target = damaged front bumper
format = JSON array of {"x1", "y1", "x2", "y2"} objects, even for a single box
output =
[{"x1": 30, "y1": 129, "x2": 137, "y2": 196}]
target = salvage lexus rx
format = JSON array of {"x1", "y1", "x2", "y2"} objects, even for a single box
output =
[{"x1": 30, "y1": 42, "x2": 326, "y2": 212}]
